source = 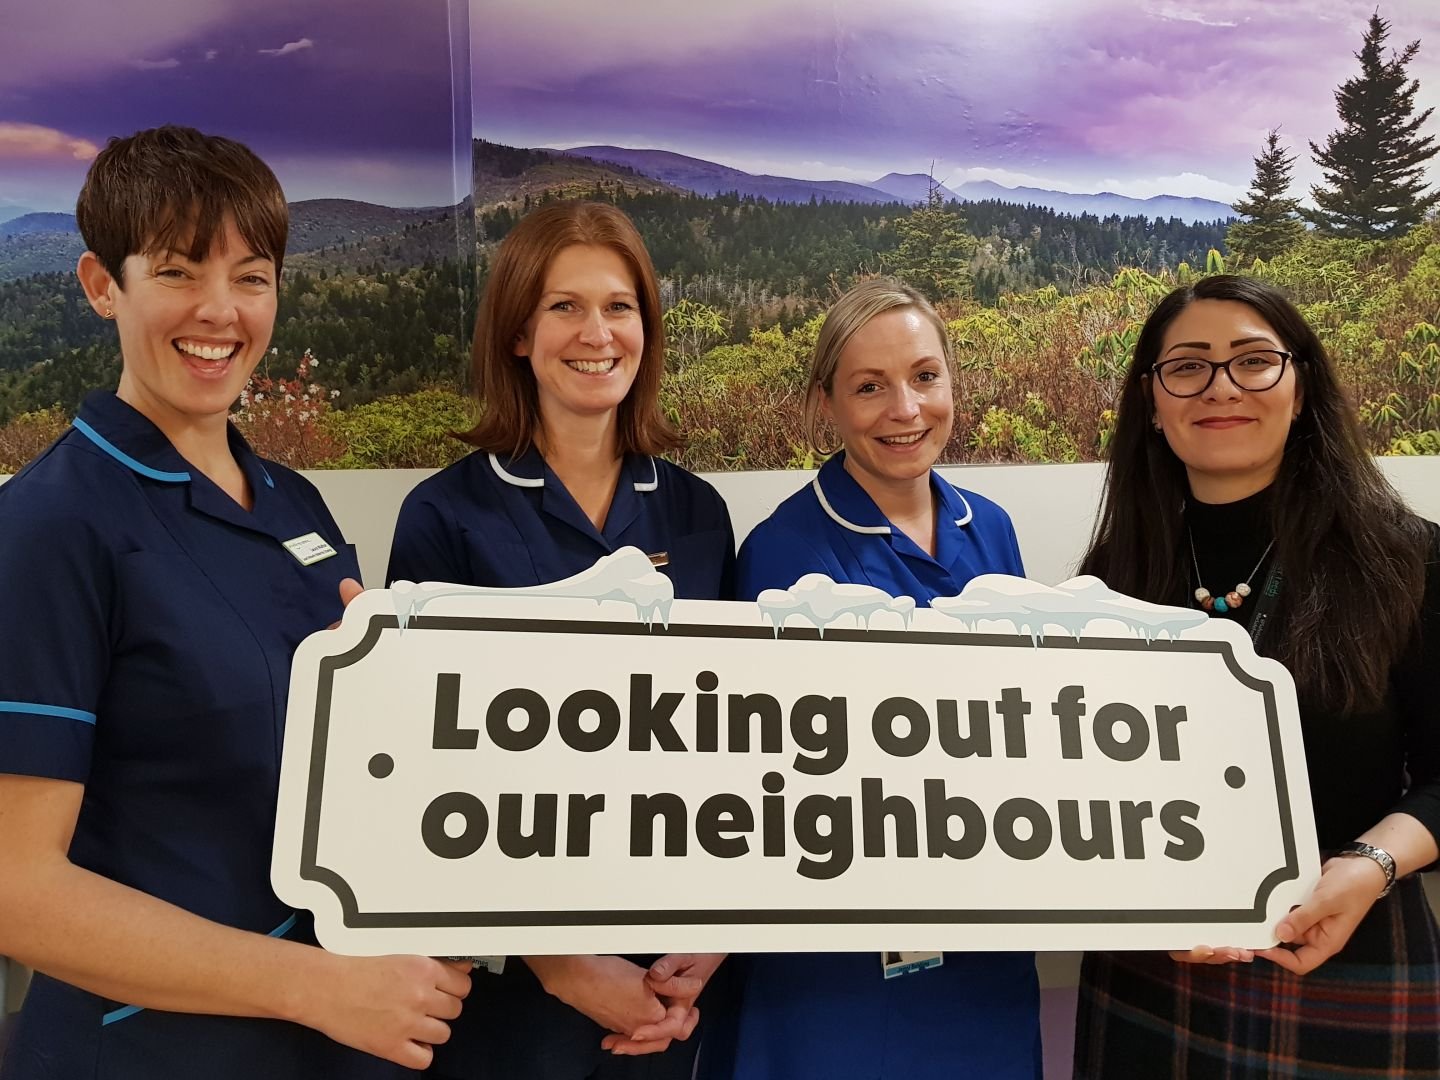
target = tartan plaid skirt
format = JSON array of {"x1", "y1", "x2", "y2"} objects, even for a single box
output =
[{"x1": 1074, "y1": 876, "x2": 1440, "y2": 1079}]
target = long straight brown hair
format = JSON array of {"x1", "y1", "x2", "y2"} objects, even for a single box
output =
[
  {"x1": 459, "y1": 201, "x2": 679, "y2": 457},
  {"x1": 1082, "y1": 275, "x2": 1427, "y2": 712}
]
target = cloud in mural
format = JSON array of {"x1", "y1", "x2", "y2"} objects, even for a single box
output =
[
  {"x1": 131, "y1": 57, "x2": 181, "y2": 70},
  {"x1": 0, "y1": 123, "x2": 100, "y2": 162},
  {"x1": 205, "y1": 49, "x2": 219, "y2": 61},
  {"x1": 260, "y1": 37, "x2": 315, "y2": 57},
  {"x1": 473, "y1": 0, "x2": 1440, "y2": 196},
  {"x1": 1148, "y1": 4, "x2": 1239, "y2": 27}
]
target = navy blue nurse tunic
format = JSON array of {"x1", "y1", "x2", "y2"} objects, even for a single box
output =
[
  {"x1": 0, "y1": 392, "x2": 406, "y2": 1080},
  {"x1": 707, "y1": 452, "x2": 1041, "y2": 1080},
  {"x1": 388, "y1": 446, "x2": 736, "y2": 1080}
]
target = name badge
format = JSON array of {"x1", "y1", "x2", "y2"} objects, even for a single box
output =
[
  {"x1": 282, "y1": 532, "x2": 339, "y2": 566},
  {"x1": 881, "y1": 951, "x2": 943, "y2": 980}
]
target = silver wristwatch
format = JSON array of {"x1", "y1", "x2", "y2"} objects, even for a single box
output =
[{"x1": 1335, "y1": 841, "x2": 1398, "y2": 897}]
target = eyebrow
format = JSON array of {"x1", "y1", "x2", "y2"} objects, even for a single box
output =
[
  {"x1": 1164, "y1": 335, "x2": 1276, "y2": 354},
  {"x1": 849, "y1": 356, "x2": 944, "y2": 376},
  {"x1": 541, "y1": 288, "x2": 638, "y2": 299}
]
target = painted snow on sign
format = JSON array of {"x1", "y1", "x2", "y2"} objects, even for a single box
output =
[
  {"x1": 390, "y1": 547, "x2": 675, "y2": 628},
  {"x1": 931, "y1": 574, "x2": 1208, "y2": 643},
  {"x1": 757, "y1": 574, "x2": 917, "y2": 634}
]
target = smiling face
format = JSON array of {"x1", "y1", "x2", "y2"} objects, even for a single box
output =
[
  {"x1": 82, "y1": 216, "x2": 277, "y2": 430},
  {"x1": 1150, "y1": 298, "x2": 1303, "y2": 500},
  {"x1": 822, "y1": 307, "x2": 953, "y2": 490},
  {"x1": 514, "y1": 244, "x2": 644, "y2": 432}
]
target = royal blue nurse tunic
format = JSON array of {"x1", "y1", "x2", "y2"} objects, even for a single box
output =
[
  {"x1": 388, "y1": 445, "x2": 736, "y2": 1080},
  {"x1": 0, "y1": 392, "x2": 407, "y2": 1080},
  {"x1": 709, "y1": 452, "x2": 1041, "y2": 1080}
]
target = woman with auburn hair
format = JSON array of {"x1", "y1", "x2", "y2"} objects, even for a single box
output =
[
  {"x1": 0, "y1": 126, "x2": 470, "y2": 1080},
  {"x1": 388, "y1": 200, "x2": 734, "y2": 1079},
  {"x1": 1074, "y1": 274, "x2": 1440, "y2": 1078},
  {"x1": 705, "y1": 278, "x2": 1041, "y2": 1080}
]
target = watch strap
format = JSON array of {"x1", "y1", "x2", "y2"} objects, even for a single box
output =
[{"x1": 1335, "y1": 841, "x2": 1397, "y2": 897}]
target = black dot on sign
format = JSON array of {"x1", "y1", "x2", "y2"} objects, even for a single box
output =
[
  {"x1": 1225, "y1": 766, "x2": 1245, "y2": 789},
  {"x1": 369, "y1": 753, "x2": 395, "y2": 779}
]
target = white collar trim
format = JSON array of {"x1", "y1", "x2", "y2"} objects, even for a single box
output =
[
  {"x1": 811, "y1": 474, "x2": 974, "y2": 534},
  {"x1": 633, "y1": 456, "x2": 658, "y2": 492},
  {"x1": 490, "y1": 452, "x2": 657, "y2": 492},
  {"x1": 488, "y1": 452, "x2": 544, "y2": 488},
  {"x1": 949, "y1": 485, "x2": 974, "y2": 527},
  {"x1": 811, "y1": 476, "x2": 890, "y2": 535}
]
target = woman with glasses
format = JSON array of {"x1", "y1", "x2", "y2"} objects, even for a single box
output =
[{"x1": 1073, "y1": 275, "x2": 1440, "y2": 1077}]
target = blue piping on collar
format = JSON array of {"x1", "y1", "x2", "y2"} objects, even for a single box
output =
[{"x1": 72, "y1": 418, "x2": 190, "y2": 483}]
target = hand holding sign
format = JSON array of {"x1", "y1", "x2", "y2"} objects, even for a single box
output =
[{"x1": 298, "y1": 953, "x2": 471, "y2": 1070}]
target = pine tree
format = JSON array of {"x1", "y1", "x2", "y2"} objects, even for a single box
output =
[
  {"x1": 1226, "y1": 130, "x2": 1306, "y2": 260},
  {"x1": 1308, "y1": 13, "x2": 1439, "y2": 238},
  {"x1": 891, "y1": 178, "x2": 975, "y2": 301}
]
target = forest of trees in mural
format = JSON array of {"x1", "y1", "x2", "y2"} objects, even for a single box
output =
[{"x1": 1, "y1": 14, "x2": 1436, "y2": 472}]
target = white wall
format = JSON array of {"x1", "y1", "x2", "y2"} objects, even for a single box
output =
[
  {"x1": 305, "y1": 457, "x2": 1440, "y2": 591},
  {"x1": 7, "y1": 457, "x2": 1437, "y2": 586}
]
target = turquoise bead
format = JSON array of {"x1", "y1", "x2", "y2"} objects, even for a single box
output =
[{"x1": 1213, "y1": 596, "x2": 1229, "y2": 613}]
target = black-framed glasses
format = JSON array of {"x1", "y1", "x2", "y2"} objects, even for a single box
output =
[{"x1": 1153, "y1": 350, "x2": 1294, "y2": 398}]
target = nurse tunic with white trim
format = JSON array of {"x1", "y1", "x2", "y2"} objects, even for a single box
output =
[
  {"x1": 387, "y1": 446, "x2": 734, "y2": 600},
  {"x1": 0, "y1": 391, "x2": 407, "y2": 1080},
  {"x1": 388, "y1": 445, "x2": 736, "y2": 1080},
  {"x1": 708, "y1": 452, "x2": 1041, "y2": 1080}
]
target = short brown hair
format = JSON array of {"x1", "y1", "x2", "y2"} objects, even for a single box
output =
[
  {"x1": 803, "y1": 278, "x2": 953, "y2": 454},
  {"x1": 76, "y1": 125, "x2": 288, "y2": 286},
  {"x1": 461, "y1": 201, "x2": 679, "y2": 457}
]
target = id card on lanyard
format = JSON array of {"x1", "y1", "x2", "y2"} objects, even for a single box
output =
[
  {"x1": 1247, "y1": 564, "x2": 1284, "y2": 651},
  {"x1": 881, "y1": 951, "x2": 943, "y2": 979}
]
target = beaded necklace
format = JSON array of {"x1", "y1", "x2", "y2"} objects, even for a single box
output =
[{"x1": 1189, "y1": 533, "x2": 1276, "y2": 614}]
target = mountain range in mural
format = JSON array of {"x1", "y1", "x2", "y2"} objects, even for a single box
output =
[
  {"x1": 561, "y1": 146, "x2": 1236, "y2": 223},
  {"x1": 0, "y1": 139, "x2": 1238, "y2": 283}
]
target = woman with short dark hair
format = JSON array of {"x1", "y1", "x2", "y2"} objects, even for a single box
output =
[
  {"x1": 1074, "y1": 274, "x2": 1440, "y2": 1077},
  {"x1": 0, "y1": 125, "x2": 471, "y2": 1080}
]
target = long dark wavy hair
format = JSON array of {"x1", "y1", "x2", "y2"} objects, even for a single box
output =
[{"x1": 1081, "y1": 275, "x2": 1427, "y2": 711}]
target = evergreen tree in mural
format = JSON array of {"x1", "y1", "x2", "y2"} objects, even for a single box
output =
[
  {"x1": 1226, "y1": 129, "x2": 1305, "y2": 260},
  {"x1": 891, "y1": 178, "x2": 975, "y2": 301},
  {"x1": 1308, "y1": 13, "x2": 1439, "y2": 238}
]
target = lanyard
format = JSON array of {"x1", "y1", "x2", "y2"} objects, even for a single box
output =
[{"x1": 1245, "y1": 562, "x2": 1284, "y2": 652}]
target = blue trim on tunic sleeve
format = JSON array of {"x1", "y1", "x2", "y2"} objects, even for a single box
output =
[
  {"x1": 100, "y1": 912, "x2": 301, "y2": 1026},
  {"x1": 72, "y1": 418, "x2": 191, "y2": 483},
  {"x1": 0, "y1": 701, "x2": 98, "y2": 725}
]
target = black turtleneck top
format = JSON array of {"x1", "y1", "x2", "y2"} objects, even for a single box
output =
[{"x1": 1185, "y1": 488, "x2": 1440, "y2": 851}]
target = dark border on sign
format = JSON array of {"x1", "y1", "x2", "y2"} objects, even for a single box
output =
[{"x1": 298, "y1": 614, "x2": 1298, "y2": 929}]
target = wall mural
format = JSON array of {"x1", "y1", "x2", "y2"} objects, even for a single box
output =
[
  {"x1": 471, "y1": 0, "x2": 1440, "y2": 470},
  {"x1": 1, "y1": 2, "x2": 1437, "y2": 473}
]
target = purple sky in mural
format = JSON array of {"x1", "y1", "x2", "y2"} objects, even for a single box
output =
[
  {"x1": 0, "y1": 0, "x2": 468, "y2": 213},
  {"x1": 473, "y1": 0, "x2": 1440, "y2": 202}
]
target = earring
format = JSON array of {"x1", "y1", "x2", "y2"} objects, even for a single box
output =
[{"x1": 101, "y1": 307, "x2": 115, "y2": 320}]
